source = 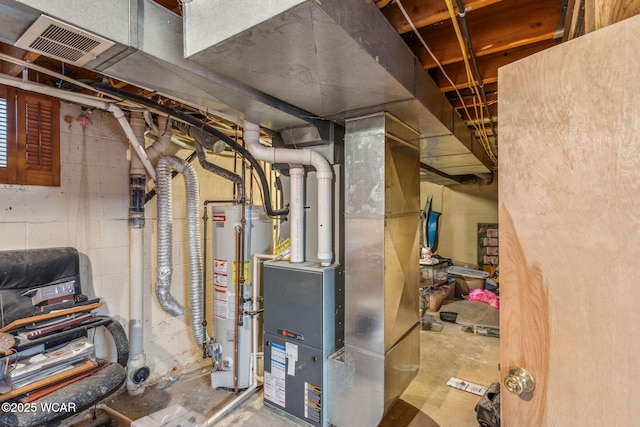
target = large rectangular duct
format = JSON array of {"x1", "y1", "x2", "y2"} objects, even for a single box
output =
[
  {"x1": 3, "y1": 0, "x2": 493, "y2": 176},
  {"x1": 183, "y1": 0, "x2": 492, "y2": 175},
  {"x1": 327, "y1": 112, "x2": 421, "y2": 427}
]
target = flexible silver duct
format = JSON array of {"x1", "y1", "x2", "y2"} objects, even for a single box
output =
[{"x1": 155, "y1": 155, "x2": 204, "y2": 344}]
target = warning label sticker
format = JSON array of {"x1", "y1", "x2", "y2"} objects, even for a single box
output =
[
  {"x1": 265, "y1": 343, "x2": 287, "y2": 409},
  {"x1": 304, "y1": 381, "x2": 321, "y2": 423},
  {"x1": 213, "y1": 259, "x2": 228, "y2": 274},
  {"x1": 213, "y1": 272, "x2": 231, "y2": 320}
]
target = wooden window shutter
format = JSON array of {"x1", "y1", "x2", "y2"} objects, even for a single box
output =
[
  {"x1": 17, "y1": 90, "x2": 60, "y2": 186},
  {"x1": 0, "y1": 85, "x2": 17, "y2": 184}
]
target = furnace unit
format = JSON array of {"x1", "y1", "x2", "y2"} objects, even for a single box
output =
[{"x1": 262, "y1": 261, "x2": 344, "y2": 427}]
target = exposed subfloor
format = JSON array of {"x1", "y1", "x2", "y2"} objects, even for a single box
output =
[{"x1": 98, "y1": 316, "x2": 499, "y2": 427}]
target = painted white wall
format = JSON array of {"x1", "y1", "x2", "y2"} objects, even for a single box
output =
[
  {"x1": 0, "y1": 101, "x2": 260, "y2": 382},
  {"x1": 421, "y1": 179, "x2": 498, "y2": 265}
]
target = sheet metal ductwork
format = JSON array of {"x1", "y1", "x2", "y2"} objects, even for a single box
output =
[
  {"x1": 182, "y1": 0, "x2": 492, "y2": 175},
  {"x1": 328, "y1": 112, "x2": 421, "y2": 426},
  {"x1": 2, "y1": 0, "x2": 490, "y2": 177},
  {"x1": 155, "y1": 155, "x2": 204, "y2": 345}
]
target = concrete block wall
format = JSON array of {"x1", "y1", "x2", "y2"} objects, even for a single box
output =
[{"x1": 0, "y1": 101, "x2": 262, "y2": 383}]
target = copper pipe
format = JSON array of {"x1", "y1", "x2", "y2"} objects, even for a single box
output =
[{"x1": 233, "y1": 224, "x2": 242, "y2": 394}]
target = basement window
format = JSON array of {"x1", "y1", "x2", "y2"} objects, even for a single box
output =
[{"x1": 0, "y1": 84, "x2": 60, "y2": 186}]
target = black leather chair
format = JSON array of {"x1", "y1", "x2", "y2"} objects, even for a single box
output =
[{"x1": 0, "y1": 247, "x2": 128, "y2": 427}]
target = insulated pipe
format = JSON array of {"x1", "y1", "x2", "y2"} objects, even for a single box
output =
[
  {"x1": 155, "y1": 157, "x2": 184, "y2": 317},
  {"x1": 155, "y1": 156, "x2": 205, "y2": 345},
  {"x1": 127, "y1": 112, "x2": 149, "y2": 395},
  {"x1": 0, "y1": 74, "x2": 156, "y2": 180},
  {"x1": 290, "y1": 166, "x2": 305, "y2": 263},
  {"x1": 92, "y1": 84, "x2": 287, "y2": 217},
  {"x1": 243, "y1": 121, "x2": 334, "y2": 266},
  {"x1": 193, "y1": 133, "x2": 244, "y2": 201}
]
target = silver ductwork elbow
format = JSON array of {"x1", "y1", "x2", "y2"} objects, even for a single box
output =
[{"x1": 155, "y1": 155, "x2": 205, "y2": 344}]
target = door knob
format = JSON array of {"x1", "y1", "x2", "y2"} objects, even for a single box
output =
[{"x1": 504, "y1": 367, "x2": 535, "y2": 395}]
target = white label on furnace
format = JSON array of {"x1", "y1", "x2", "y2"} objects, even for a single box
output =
[
  {"x1": 271, "y1": 343, "x2": 286, "y2": 380},
  {"x1": 286, "y1": 342, "x2": 298, "y2": 376},
  {"x1": 264, "y1": 371, "x2": 286, "y2": 407},
  {"x1": 214, "y1": 259, "x2": 228, "y2": 273}
]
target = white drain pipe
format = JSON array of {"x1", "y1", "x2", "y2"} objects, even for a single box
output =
[
  {"x1": 243, "y1": 121, "x2": 333, "y2": 266},
  {"x1": 127, "y1": 111, "x2": 149, "y2": 395},
  {"x1": 0, "y1": 74, "x2": 156, "y2": 181}
]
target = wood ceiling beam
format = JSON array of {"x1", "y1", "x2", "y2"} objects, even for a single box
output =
[
  {"x1": 380, "y1": 0, "x2": 503, "y2": 34},
  {"x1": 459, "y1": 103, "x2": 498, "y2": 122},
  {"x1": 453, "y1": 94, "x2": 497, "y2": 111},
  {"x1": 430, "y1": 39, "x2": 558, "y2": 91},
  {"x1": 450, "y1": 82, "x2": 498, "y2": 100},
  {"x1": 0, "y1": 44, "x2": 40, "y2": 77},
  {"x1": 410, "y1": 0, "x2": 562, "y2": 69},
  {"x1": 152, "y1": 0, "x2": 182, "y2": 15}
]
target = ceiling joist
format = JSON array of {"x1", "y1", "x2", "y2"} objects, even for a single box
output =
[
  {"x1": 409, "y1": 0, "x2": 563, "y2": 69},
  {"x1": 380, "y1": 0, "x2": 503, "y2": 34}
]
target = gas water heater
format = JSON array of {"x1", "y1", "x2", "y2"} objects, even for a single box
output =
[{"x1": 210, "y1": 205, "x2": 272, "y2": 389}]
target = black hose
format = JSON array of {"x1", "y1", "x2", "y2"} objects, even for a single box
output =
[
  {"x1": 92, "y1": 84, "x2": 288, "y2": 217},
  {"x1": 193, "y1": 136, "x2": 244, "y2": 200},
  {"x1": 105, "y1": 320, "x2": 130, "y2": 367}
]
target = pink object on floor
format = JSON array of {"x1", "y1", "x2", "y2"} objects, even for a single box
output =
[{"x1": 468, "y1": 288, "x2": 500, "y2": 309}]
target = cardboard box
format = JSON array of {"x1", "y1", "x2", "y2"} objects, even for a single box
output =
[
  {"x1": 482, "y1": 237, "x2": 499, "y2": 247},
  {"x1": 483, "y1": 255, "x2": 499, "y2": 265},
  {"x1": 455, "y1": 277, "x2": 485, "y2": 297}
]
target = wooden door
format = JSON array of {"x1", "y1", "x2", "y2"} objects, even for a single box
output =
[{"x1": 499, "y1": 14, "x2": 640, "y2": 426}]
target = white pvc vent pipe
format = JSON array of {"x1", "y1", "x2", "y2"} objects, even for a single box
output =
[
  {"x1": 243, "y1": 121, "x2": 333, "y2": 266},
  {"x1": 289, "y1": 166, "x2": 305, "y2": 263}
]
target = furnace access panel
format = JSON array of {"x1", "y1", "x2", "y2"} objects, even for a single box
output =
[{"x1": 262, "y1": 261, "x2": 344, "y2": 427}]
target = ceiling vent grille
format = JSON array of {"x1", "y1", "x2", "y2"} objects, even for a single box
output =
[{"x1": 14, "y1": 15, "x2": 115, "y2": 67}]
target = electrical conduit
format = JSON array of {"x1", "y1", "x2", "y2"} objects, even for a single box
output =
[
  {"x1": 243, "y1": 121, "x2": 333, "y2": 265},
  {"x1": 155, "y1": 156, "x2": 205, "y2": 344}
]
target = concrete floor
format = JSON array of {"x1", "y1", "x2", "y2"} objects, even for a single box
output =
[{"x1": 91, "y1": 304, "x2": 500, "y2": 427}]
